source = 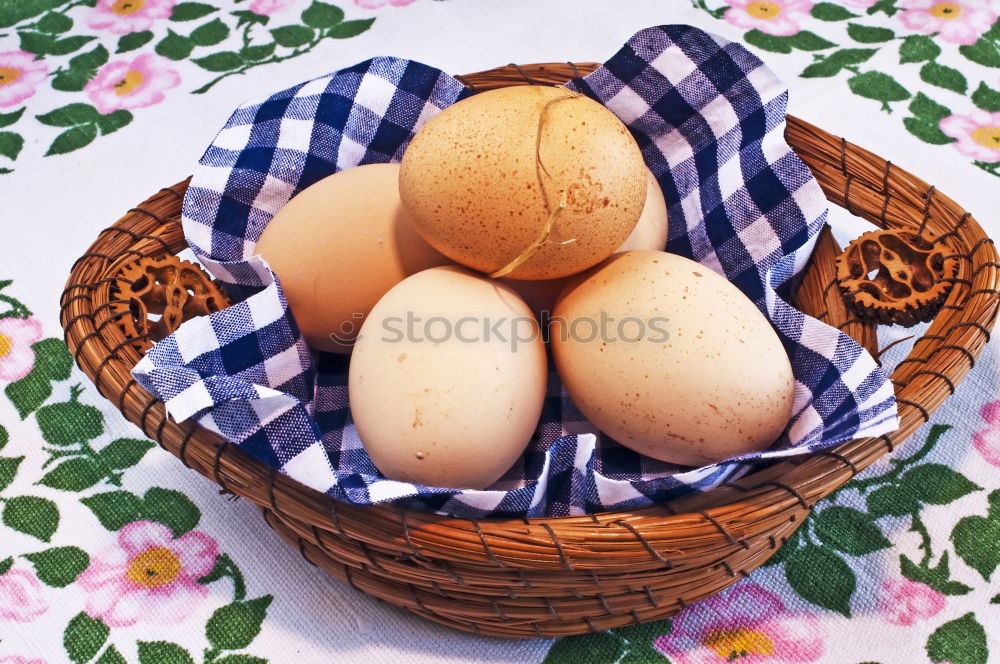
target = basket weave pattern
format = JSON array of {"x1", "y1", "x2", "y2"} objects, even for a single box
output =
[{"x1": 61, "y1": 63, "x2": 999, "y2": 638}]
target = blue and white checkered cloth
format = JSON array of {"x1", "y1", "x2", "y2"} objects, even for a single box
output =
[{"x1": 133, "y1": 25, "x2": 898, "y2": 518}]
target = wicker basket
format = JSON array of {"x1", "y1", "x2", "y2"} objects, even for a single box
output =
[{"x1": 61, "y1": 63, "x2": 999, "y2": 638}]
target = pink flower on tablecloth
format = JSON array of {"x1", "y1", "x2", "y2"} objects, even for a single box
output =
[
  {"x1": 878, "y1": 579, "x2": 945, "y2": 626},
  {"x1": 0, "y1": 317, "x2": 43, "y2": 382},
  {"x1": 897, "y1": 0, "x2": 997, "y2": 45},
  {"x1": 86, "y1": 0, "x2": 175, "y2": 35},
  {"x1": 250, "y1": 0, "x2": 297, "y2": 15},
  {"x1": 353, "y1": 0, "x2": 417, "y2": 8},
  {"x1": 837, "y1": 0, "x2": 879, "y2": 8},
  {"x1": 0, "y1": 51, "x2": 48, "y2": 109},
  {"x1": 654, "y1": 583, "x2": 824, "y2": 663},
  {"x1": 724, "y1": 0, "x2": 814, "y2": 36},
  {"x1": 85, "y1": 54, "x2": 180, "y2": 115},
  {"x1": 0, "y1": 569, "x2": 49, "y2": 622},
  {"x1": 940, "y1": 110, "x2": 1000, "y2": 162},
  {"x1": 78, "y1": 520, "x2": 218, "y2": 627},
  {"x1": 0, "y1": 657, "x2": 48, "y2": 664},
  {"x1": 973, "y1": 400, "x2": 1000, "y2": 466}
]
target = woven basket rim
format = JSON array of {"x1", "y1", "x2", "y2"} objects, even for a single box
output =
[{"x1": 59, "y1": 61, "x2": 1000, "y2": 637}]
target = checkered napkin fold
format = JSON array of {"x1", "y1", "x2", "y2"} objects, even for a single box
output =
[{"x1": 132, "y1": 25, "x2": 898, "y2": 518}]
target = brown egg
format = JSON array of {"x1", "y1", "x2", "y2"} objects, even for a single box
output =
[
  {"x1": 505, "y1": 168, "x2": 669, "y2": 317},
  {"x1": 617, "y1": 168, "x2": 668, "y2": 252},
  {"x1": 255, "y1": 163, "x2": 450, "y2": 353},
  {"x1": 552, "y1": 251, "x2": 794, "y2": 467},
  {"x1": 399, "y1": 85, "x2": 646, "y2": 280}
]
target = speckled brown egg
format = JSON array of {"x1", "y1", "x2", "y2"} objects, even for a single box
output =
[
  {"x1": 551, "y1": 250, "x2": 794, "y2": 467},
  {"x1": 505, "y1": 167, "x2": 670, "y2": 317},
  {"x1": 254, "y1": 163, "x2": 451, "y2": 353},
  {"x1": 399, "y1": 85, "x2": 646, "y2": 280}
]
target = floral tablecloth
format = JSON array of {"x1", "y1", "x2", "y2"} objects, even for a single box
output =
[{"x1": 1, "y1": 1, "x2": 999, "y2": 663}]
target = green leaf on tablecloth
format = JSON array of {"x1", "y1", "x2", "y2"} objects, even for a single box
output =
[
  {"x1": 214, "y1": 656, "x2": 267, "y2": 664},
  {"x1": 46, "y1": 124, "x2": 99, "y2": 156},
  {"x1": 899, "y1": 35, "x2": 940, "y2": 63},
  {"x1": 902, "y1": 464, "x2": 980, "y2": 505},
  {"x1": 0, "y1": 108, "x2": 24, "y2": 129},
  {"x1": 972, "y1": 82, "x2": 1000, "y2": 113},
  {"x1": 0, "y1": 456, "x2": 24, "y2": 492},
  {"x1": 65, "y1": 612, "x2": 109, "y2": 664},
  {"x1": 785, "y1": 545, "x2": 855, "y2": 616},
  {"x1": 846, "y1": 23, "x2": 894, "y2": 42},
  {"x1": 959, "y1": 38, "x2": 1000, "y2": 68},
  {"x1": 3, "y1": 496, "x2": 59, "y2": 541},
  {"x1": 37, "y1": 397, "x2": 104, "y2": 445},
  {"x1": 901, "y1": 552, "x2": 972, "y2": 596},
  {"x1": 193, "y1": 52, "x2": 245, "y2": 71},
  {"x1": 848, "y1": 71, "x2": 910, "y2": 106},
  {"x1": 143, "y1": 487, "x2": 200, "y2": 535},
  {"x1": 95, "y1": 645, "x2": 127, "y2": 664},
  {"x1": 52, "y1": 68, "x2": 92, "y2": 92},
  {"x1": 903, "y1": 117, "x2": 955, "y2": 144},
  {"x1": 37, "y1": 103, "x2": 100, "y2": 127},
  {"x1": 811, "y1": 2, "x2": 857, "y2": 20},
  {"x1": 241, "y1": 43, "x2": 277, "y2": 61},
  {"x1": 541, "y1": 631, "x2": 624, "y2": 664},
  {"x1": 47, "y1": 36, "x2": 96, "y2": 56},
  {"x1": 24, "y1": 546, "x2": 89, "y2": 587},
  {"x1": 609, "y1": 621, "x2": 671, "y2": 664},
  {"x1": 171, "y1": 2, "x2": 217, "y2": 21},
  {"x1": 866, "y1": 484, "x2": 920, "y2": 519},
  {"x1": 0, "y1": 557, "x2": 12, "y2": 575},
  {"x1": 271, "y1": 25, "x2": 314, "y2": 47},
  {"x1": 992, "y1": 593, "x2": 1000, "y2": 604},
  {"x1": 791, "y1": 30, "x2": 837, "y2": 50},
  {"x1": 909, "y1": 92, "x2": 952, "y2": 122},
  {"x1": 137, "y1": 642, "x2": 195, "y2": 664},
  {"x1": 801, "y1": 48, "x2": 877, "y2": 77},
  {"x1": 156, "y1": 30, "x2": 195, "y2": 60},
  {"x1": 97, "y1": 438, "x2": 154, "y2": 470},
  {"x1": 116, "y1": 30, "x2": 154, "y2": 53},
  {"x1": 927, "y1": 613, "x2": 988, "y2": 664},
  {"x1": 327, "y1": 18, "x2": 374, "y2": 38},
  {"x1": 96, "y1": 110, "x2": 133, "y2": 136},
  {"x1": 6, "y1": 372, "x2": 52, "y2": 419},
  {"x1": 39, "y1": 457, "x2": 104, "y2": 492},
  {"x1": 0, "y1": 131, "x2": 24, "y2": 161},
  {"x1": 302, "y1": 1, "x2": 345, "y2": 28},
  {"x1": 0, "y1": 0, "x2": 64, "y2": 28},
  {"x1": 82, "y1": 490, "x2": 145, "y2": 530},
  {"x1": 951, "y1": 490, "x2": 1000, "y2": 580},
  {"x1": 866, "y1": 0, "x2": 899, "y2": 15},
  {"x1": 206, "y1": 596, "x2": 274, "y2": 651},
  {"x1": 814, "y1": 506, "x2": 890, "y2": 555},
  {"x1": 190, "y1": 18, "x2": 231, "y2": 46},
  {"x1": 69, "y1": 44, "x2": 109, "y2": 72},
  {"x1": 0, "y1": 424, "x2": 8, "y2": 450},
  {"x1": 744, "y1": 29, "x2": 793, "y2": 54},
  {"x1": 18, "y1": 30, "x2": 55, "y2": 55},
  {"x1": 232, "y1": 9, "x2": 270, "y2": 27},
  {"x1": 4, "y1": 339, "x2": 72, "y2": 418},
  {"x1": 920, "y1": 62, "x2": 968, "y2": 94},
  {"x1": 37, "y1": 11, "x2": 73, "y2": 33}
]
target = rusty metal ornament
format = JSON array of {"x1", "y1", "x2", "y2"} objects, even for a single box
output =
[
  {"x1": 835, "y1": 229, "x2": 958, "y2": 328},
  {"x1": 111, "y1": 255, "x2": 229, "y2": 353}
]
